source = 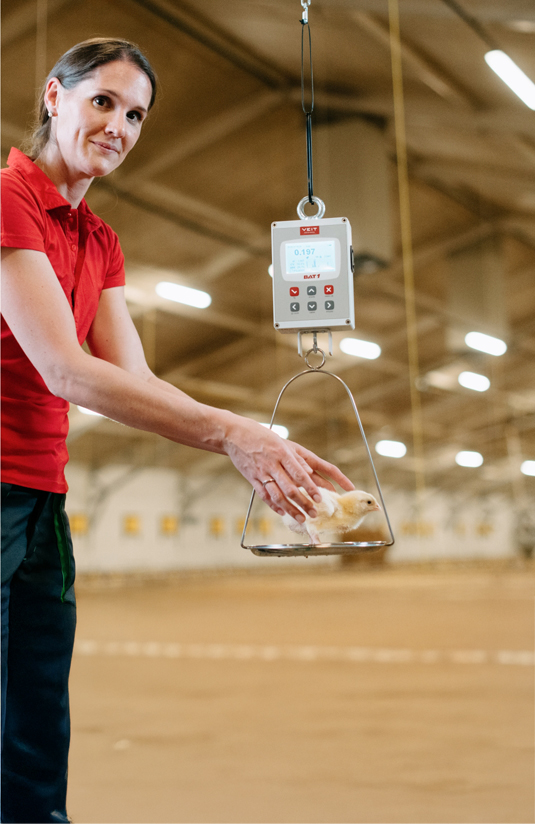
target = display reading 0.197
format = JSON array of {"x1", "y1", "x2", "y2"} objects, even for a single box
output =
[{"x1": 285, "y1": 239, "x2": 336, "y2": 275}]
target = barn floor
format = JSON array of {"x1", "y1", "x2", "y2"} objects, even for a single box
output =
[{"x1": 67, "y1": 560, "x2": 534, "y2": 823}]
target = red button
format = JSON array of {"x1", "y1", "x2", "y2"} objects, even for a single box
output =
[
  {"x1": 290, "y1": 287, "x2": 299, "y2": 296},
  {"x1": 324, "y1": 285, "x2": 334, "y2": 295}
]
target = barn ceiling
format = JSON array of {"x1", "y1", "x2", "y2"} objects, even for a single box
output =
[{"x1": 2, "y1": 0, "x2": 535, "y2": 500}]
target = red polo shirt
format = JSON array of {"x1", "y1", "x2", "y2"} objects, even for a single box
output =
[{"x1": 1, "y1": 148, "x2": 126, "y2": 492}]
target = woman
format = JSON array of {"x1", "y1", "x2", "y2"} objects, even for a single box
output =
[{"x1": 1, "y1": 38, "x2": 352, "y2": 822}]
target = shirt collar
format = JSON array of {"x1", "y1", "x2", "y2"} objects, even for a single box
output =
[{"x1": 7, "y1": 147, "x2": 100, "y2": 227}]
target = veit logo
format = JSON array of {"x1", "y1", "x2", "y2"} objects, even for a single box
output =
[{"x1": 300, "y1": 225, "x2": 320, "y2": 235}]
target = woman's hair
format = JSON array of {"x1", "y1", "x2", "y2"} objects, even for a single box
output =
[{"x1": 27, "y1": 37, "x2": 158, "y2": 159}]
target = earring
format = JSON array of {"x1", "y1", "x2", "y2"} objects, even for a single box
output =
[{"x1": 47, "y1": 110, "x2": 52, "y2": 118}]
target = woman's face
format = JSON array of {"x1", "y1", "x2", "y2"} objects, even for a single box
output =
[{"x1": 45, "y1": 60, "x2": 153, "y2": 178}]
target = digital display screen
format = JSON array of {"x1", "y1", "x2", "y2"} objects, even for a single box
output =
[{"x1": 285, "y1": 240, "x2": 336, "y2": 275}]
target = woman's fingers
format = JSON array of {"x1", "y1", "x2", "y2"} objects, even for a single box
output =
[
  {"x1": 263, "y1": 464, "x2": 318, "y2": 520},
  {"x1": 254, "y1": 477, "x2": 310, "y2": 522},
  {"x1": 292, "y1": 443, "x2": 355, "y2": 491},
  {"x1": 277, "y1": 451, "x2": 333, "y2": 509},
  {"x1": 276, "y1": 455, "x2": 326, "y2": 510}
]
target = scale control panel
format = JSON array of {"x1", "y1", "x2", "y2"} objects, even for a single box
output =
[{"x1": 271, "y1": 216, "x2": 355, "y2": 333}]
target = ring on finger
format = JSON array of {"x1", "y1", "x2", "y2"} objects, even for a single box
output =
[{"x1": 262, "y1": 478, "x2": 277, "y2": 488}]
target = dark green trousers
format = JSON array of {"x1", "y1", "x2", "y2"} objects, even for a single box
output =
[{"x1": 1, "y1": 482, "x2": 76, "y2": 823}]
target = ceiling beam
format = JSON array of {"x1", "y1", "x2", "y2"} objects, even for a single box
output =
[
  {"x1": 129, "y1": 89, "x2": 286, "y2": 182},
  {"x1": 1, "y1": 0, "x2": 71, "y2": 47},
  {"x1": 192, "y1": 248, "x2": 253, "y2": 283},
  {"x1": 350, "y1": 10, "x2": 477, "y2": 106},
  {"x1": 128, "y1": 0, "x2": 290, "y2": 88},
  {"x1": 412, "y1": 157, "x2": 535, "y2": 187},
  {"x1": 508, "y1": 135, "x2": 535, "y2": 166},
  {"x1": 318, "y1": 1, "x2": 535, "y2": 22},
  {"x1": 162, "y1": 337, "x2": 263, "y2": 380},
  {"x1": 358, "y1": 221, "x2": 500, "y2": 324},
  {"x1": 133, "y1": 179, "x2": 266, "y2": 244},
  {"x1": 497, "y1": 217, "x2": 535, "y2": 251},
  {"x1": 87, "y1": 178, "x2": 269, "y2": 255},
  {"x1": 124, "y1": 279, "x2": 275, "y2": 339},
  {"x1": 1, "y1": 122, "x2": 25, "y2": 154},
  {"x1": 438, "y1": 0, "x2": 499, "y2": 51},
  {"x1": 92, "y1": 177, "x2": 269, "y2": 253}
]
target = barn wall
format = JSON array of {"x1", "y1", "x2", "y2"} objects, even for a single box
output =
[{"x1": 65, "y1": 463, "x2": 517, "y2": 573}]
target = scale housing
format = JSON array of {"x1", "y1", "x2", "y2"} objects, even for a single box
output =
[{"x1": 271, "y1": 216, "x2": 355, "y2": 334}]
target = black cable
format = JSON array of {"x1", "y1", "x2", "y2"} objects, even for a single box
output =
[
  {"x1": 305, "y1": 113, "x2": 313, "y2": 204},
  {"x1": 301, "y1": 15, "x2": 314, "y2": 204}
]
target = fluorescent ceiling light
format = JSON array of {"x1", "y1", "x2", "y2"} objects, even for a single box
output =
[
  {"x1": 465, "y1": 331, "x2": 507, "y2": 356},
  {"x1": 455, "y1": 450, "x2": 483, "y2": 468},
  {"x1": 156, "y1": 281, "x2": 211, "y2": 309},
  {"x1": 507, "y1": 20, "x2": 535, "y2": 33},
  {"x1": 261, "y1": 423, "x2": 289, "y2": 439},
  {"x1": 268, "y1": 264, "x2": 274, "y2": 278},
  {"x1": 77, "y1": 406, "x2": 103, "y2": 417},
  {"x1": 458, "y1": 371, "x2": 490, "y2": 392},
  {"x1": 340, "y1": 337, "x2": 381, "y2": 360},
  {"x1": 484, "y1": 50, "x2": 535, "y2": 110},
  {"x1": 521, "y1": 460, "x2": 535, "y2": 477},
  {"x1": 424, "y1": 369, "x2": 455, "y2": 391},
  {"x1": 375, "y1": 439, "x2": 407, "y2": 458}
]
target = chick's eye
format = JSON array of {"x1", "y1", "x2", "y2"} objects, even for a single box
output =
[{"x1": 367, "y1": 500, "x2": 372, "y2": 505}]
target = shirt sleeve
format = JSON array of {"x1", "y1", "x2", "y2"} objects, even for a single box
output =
[
  {"x1": 0, "y1": 170, "x2": 47, "y2": 252},
  {"x1": 102, "y1": 227, "x2": 126, "y2": 289}
]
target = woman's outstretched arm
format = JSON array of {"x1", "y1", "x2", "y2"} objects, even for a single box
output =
[{"x1": 2, "y1": 248, "x2": 354, "y2": 521}]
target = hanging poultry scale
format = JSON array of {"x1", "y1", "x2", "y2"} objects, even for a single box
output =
[{"x1": 241, "y1": 0, "x2": 395, "y2": 557}]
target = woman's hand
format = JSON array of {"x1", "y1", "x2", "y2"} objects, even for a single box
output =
[
  {"x1": 222, "y1": 416, "x2": 354, "y2": 523},
  {"x1": 292, "y1": 442, "x2": 355, "y2": 492}
]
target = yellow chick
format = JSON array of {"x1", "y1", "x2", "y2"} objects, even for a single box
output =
[{"x1": 283, "y1": 487, "x2": 381, "y2": 545}]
